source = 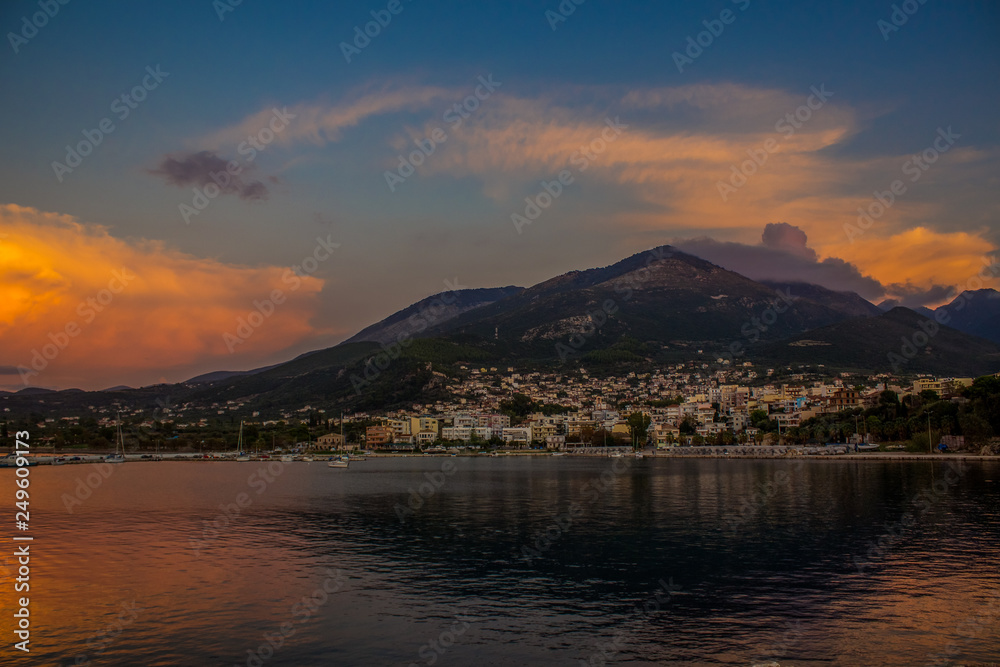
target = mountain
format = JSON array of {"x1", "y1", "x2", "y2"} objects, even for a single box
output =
[
  {"x1": 180, "y1": 339, "x2": 478, "y2": 413},
  {"x1": 762, "y1": 282, "x2": 881, "y2": 318},
  {"x1": 344, "y1": 286, "x2": 524, "y2": 345},
  {"x1": 8, "y1": 246, "x2": 992, "y2": 418},
  {"x1": 934, "y1": 289, "x2": 1000, "y2": 344},
  {"x1": 759, "y1": 307, "x2": 1000, "y2": 376},
  {"x1": 185, "y1": 363, "x2": 281, "y2": 384},
  {"x1": 16, "y1": 387, "x2": 56, "y2": 395},
  {"x1": 422, "y1": 246, "x2": 882, "y2": 358},
  {"x1": 148, "y1": 246, "x2": 911, "y2": 411},
  {"x1": 876, "y1": 299, "x2": 934, "y2": 318}
]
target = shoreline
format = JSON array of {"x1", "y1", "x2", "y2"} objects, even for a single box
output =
[{"x1": 3, "y1": 451, "x2": 997, "y2": 466}]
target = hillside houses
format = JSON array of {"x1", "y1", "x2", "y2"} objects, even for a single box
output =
[{"x1": 342, "y1": 369, "x2": 976, "y2": 449}]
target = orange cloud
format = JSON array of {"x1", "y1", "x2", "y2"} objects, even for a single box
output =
[
  {"x1": 0, "y1": 204, "x2": 330, "y2": 389},
  {"x1": 401, "y1": 85, "x2": 995, "y2": 295},
  {"x1": 414, "y1": 87, "x2": 862, "y2": 233},
  {"x1": 824, "y1": 227, "x2": 1000, "y2": 303}
]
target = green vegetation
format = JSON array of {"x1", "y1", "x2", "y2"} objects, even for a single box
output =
[
  {"x1": 0, "y1": 412, "x2": 355, "y2": 453},
  {"x1": 783, "y1": 376, "x2": 1000, "y2": 448},
  {"x1": 626, "y1": 412, "x2": 651, "y2": 449},
  {"x1": 498, "y1": 393, "x2": 573, "y2": 423}
]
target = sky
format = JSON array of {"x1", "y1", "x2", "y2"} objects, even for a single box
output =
[{"x1": 0, "y1": 0, "x2": 998, "y2": 391}]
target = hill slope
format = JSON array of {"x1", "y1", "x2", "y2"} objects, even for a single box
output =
[
  {"x1": 758, "y1": 307, "x2": 1000, "y2": 376},
  {"x1": 343, "y1": 286, "x2": 524, "y2": 345},
  {"x1": 935, "y1": 289, "x2": 1000, "y2": 344},
  {"x1": 427, "y1": 246, "x2": 882, "y2": 358}
]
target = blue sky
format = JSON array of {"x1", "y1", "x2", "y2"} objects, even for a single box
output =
[{"x1": 1, "y1": 0, "x2": 998, "y2": 389}]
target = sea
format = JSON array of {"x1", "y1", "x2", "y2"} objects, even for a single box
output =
[{"x1": 1, "y1": 456, "x2": 998, "y2": 666}]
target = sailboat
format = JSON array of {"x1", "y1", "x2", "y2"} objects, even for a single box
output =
[
  {"x1": 328, "y1": 456, "x2": 349, "y2": 469},
  {"x1": 235, "y1": 422, "x2": 251, "y2": 461},
  {"x1": 107, "y1": 413, "x2": 127, "y2": 463}
]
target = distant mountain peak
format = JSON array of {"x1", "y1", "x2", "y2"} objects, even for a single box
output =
[{"x1": 935, "y1": 288, "x2": 1000, "y2": 344}]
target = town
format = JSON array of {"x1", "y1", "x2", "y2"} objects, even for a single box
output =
[{"x1": 6, "y1": 363, "x2": 996, "y2": 455}]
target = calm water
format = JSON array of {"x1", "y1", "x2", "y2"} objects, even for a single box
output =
[{"x1": 2, "y1": 457, "x2": 999, "y2": 666}]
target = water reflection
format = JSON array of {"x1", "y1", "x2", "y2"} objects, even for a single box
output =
[{"x1": 0, "y1": 458, "x2": 996, "y2": 665}]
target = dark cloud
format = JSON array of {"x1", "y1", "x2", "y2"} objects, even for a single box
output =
[
  {"x1": 0, "y1": 366, "x2": 23, "y2": 375},
  {"x1": 881, "y1": 283, "x2": 956, "y2": 309},
  {"x1": 149, "y1": 151, "x2": 269, "y2": 201},
  {"x1": 761, "y1": 222, "x2": 817, "y2": 261},
  {"x1": 675, "y1": 224, "x2": 885, "y2": 301},
  {"x1": 678, "y1": 224, "x2": 969, "y2": 309}
]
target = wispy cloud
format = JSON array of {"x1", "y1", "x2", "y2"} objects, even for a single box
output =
[
  {"x1": 176, "y1": 81, "x2": 999, "y2": 304},
  {"x1": 197, "y1": 85, "x2": 455, "y2": 150}
]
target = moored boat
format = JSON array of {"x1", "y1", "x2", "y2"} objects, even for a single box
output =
[{"x1": 107, "y1": 413, "x2": 127, "y2": 464}]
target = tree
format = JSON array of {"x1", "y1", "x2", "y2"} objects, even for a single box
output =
[
  {"x1": 959, "y1": 413, "x2": 993, "y2": 446},
  {"x1": 626, "y1": 412, "x2": 651, "y2": 449},
  {"x1": 879, "y1": 389, "x2": 900, "y2": 407},
  {"x1": 500, "y1": 393, "x2": 535, "y2": 420}
]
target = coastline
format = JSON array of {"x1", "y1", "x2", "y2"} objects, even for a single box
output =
[{"x1": 3, "y1": 451, "x2": 997, "y2": 465}]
